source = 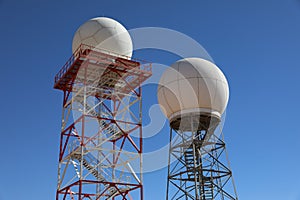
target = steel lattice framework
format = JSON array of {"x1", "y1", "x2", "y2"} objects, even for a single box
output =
[
  {"x1": 54, "y1": 44, "x2": 152, "y2": 200},
  {"x1": 166, "y1": 114, "x2": 238, "y2": 200}
]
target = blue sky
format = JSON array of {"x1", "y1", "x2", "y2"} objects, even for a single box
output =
[{"x1": 1, "y1": 0, "x2": 300, "y2": 199}]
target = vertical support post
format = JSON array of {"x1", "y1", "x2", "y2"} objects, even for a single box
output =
[{"x1": 166, "y1": 127, "x2": 173, "y2": 200}]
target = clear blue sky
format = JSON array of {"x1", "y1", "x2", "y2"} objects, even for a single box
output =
[{"x1": 1, "y1": 0, "x2": 300, "y2": 199}]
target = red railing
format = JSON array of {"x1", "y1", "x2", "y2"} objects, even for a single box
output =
[
  {"x1": 54, "y1": 44, "x2": 152, "y2": 86},
  {"x1": 54, "y1": 45, "x2": 82, "y2": 84}
]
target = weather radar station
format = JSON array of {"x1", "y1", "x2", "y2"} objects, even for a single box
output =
[
  {"x1": 54, "y1": 17, "x2": 152, "y2": 199},
  {"x1": 158, "y1": 58, "x2": 238, "y2": 200},
  {"x1": 54, "y1": 17, "x2": 237, "y2": 200}
]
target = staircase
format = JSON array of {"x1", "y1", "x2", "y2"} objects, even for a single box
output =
[
  {"x1": 202, "y1": 182, "x2": 214, "y2": 200},
  {"x1": 98, "y1": 120, "x2": 123, "y2": 140},
  {"x1": 73, "y1": 93, "x2": 123, "y2": 140},
  {"x1": 69, "y1": 73, "x2": 127, "y2": 199},
  {"x1": 184, "y1": 145, "x2": 214, "y2": 200},
  {"x1": 184, "y1": 146, "x2": 195, "y2": 180},
  {"x1": 71, "y1": 151, "x2": 119, "y2": 199},
  {"x1": 71, "y1": 152, "x2": 105, "y2": 182}
]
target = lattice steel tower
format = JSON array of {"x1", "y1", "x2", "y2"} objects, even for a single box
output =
[
  {"x1": 157, "y1": 58, "x2": 238, "y2": 200},
  {"x1": 54, "y1": 17, "x2": 152, "y2": 200}
]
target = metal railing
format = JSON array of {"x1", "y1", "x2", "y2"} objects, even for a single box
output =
[
  {"x1": 54, "y1": 44, "x2": 152, "y2": 86},
  {"x1": 54, "y1": 45, "x2": 82, "y2": 84}
]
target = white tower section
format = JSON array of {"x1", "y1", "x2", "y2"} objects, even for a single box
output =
[
  {"x1": 157, "y1": 57, "x2": 229, "y2": 122},
  {"x1": 72, "y1": 17, "x2": 133, "y2": 58}
]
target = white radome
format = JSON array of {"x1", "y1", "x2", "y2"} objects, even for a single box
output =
[
  {"x1": 157, "y1": 58, "x2": 229, "y2": 120},
  {"x1": 72, "y1": 17, "x2": 133, "y2": 58}
]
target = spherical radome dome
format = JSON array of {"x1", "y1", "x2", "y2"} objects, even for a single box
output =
[
  {"x1": 72, "y1": 17, "x2": 133, "y2": 58},
  {"x1": 157, "y1": 58, "x2": 229, "y2": 121}
]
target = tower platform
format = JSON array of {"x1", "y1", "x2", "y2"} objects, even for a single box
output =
[{"x1": 54, "y1": 44, "x2": 152, "y2": 99}]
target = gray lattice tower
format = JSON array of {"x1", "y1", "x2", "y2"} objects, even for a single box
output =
[{"x1": 166, "y1": 113, "x2": 238, "y2": 200}]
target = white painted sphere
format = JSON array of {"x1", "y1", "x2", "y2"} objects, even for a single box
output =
[
  {"x1": 72, "y1": 17, "x2": 133, "y2": 58},
  {"x1": 157, "y1": 58, "x2": 229, "y2": 120}
]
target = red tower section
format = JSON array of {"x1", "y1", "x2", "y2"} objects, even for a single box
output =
[{"x1": 54, "y1": 44, "x2": 152, "y2": 200}]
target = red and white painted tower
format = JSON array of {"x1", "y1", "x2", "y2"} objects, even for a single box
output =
[{"x1": 54, "y1": 17, "x2": 152, "y2": 200}]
